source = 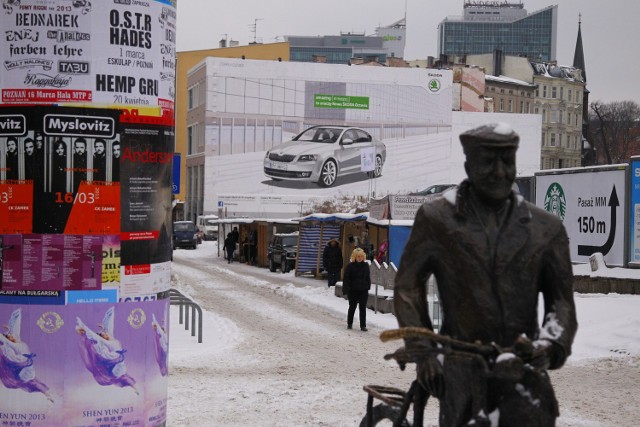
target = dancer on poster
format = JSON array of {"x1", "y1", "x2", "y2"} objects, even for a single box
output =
[
  {"x1": 75, "y1": 306, "x2": 138, "y2": 394},
  {"x1": 0, "y1": 308, "x2": 53, "y2": 402},
  {"x1": 151, "y1": 307, "x2": 168, "y2": 377}
]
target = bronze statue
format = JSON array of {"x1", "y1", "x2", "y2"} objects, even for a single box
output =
[{"x1": 393, "y1": 123, "x2": 577, "y2": 426}]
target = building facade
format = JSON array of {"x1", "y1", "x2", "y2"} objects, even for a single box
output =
[
  {"x1": 286, "y1": 18, "x2": 406, "y2": 65},
  {"x1": 484, "y1": 74, "x2": 536, "y2": 115},
  {"x1": 531, "y1": 62, "x2": 585, "y2": 169},
  {"x1": 438, "y1": 2, "x2": 557, "y2": 62},
  {"x1": 176, "y1": 43, "x2": 290, "y2": 222},
  {"x1": 465, "y1": 52, "x2": 584, "y2": 169}
]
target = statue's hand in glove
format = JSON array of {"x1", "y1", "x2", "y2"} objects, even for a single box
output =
[
  {"x1": 416, "y1": 353, "x2": 445, "y2": 398},
  {"x1": 531, "y1": 338, "x2": 566, "y2": 370}
]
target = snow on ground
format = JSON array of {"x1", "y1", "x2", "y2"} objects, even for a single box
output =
[
  {"x1": 168, "y1": 242, "x2": 640, "y2": 426},
  {"x1": 171, "y1": 242, "x2": 640, "y2": 364}
]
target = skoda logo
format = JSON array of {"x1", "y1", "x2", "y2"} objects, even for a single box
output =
[
  {"x1": 428, "y1": 79, "x2": 441, "y2": 93},
  {"x1": 543, "y1": 182, "x2": 567, "y2": 220}
]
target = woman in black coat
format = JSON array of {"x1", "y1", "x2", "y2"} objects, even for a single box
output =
[
  {"x1": 342, "y1": 248, "x2": 371, "y2": 331},
  {"x1": 224, "y1": 233, "x2": 235, "y2": 263},
  {"x1": 322, "y1": 238, "x2": 343, "y2": 287}
]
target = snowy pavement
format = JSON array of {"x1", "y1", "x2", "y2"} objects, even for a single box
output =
[{"x1": 168, "y1": 241, "x2": 640, "y2": 426}]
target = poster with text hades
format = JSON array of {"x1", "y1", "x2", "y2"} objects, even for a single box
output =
[
  {"x1": 0, "y1": 300, "x2": 169, "y2": 426},
  {"x1": 119, "y1": 117, "x2": 173, "y2": 266},
  {"x1": 0, "y1": 106, "x2": 121, "y2": 235},
  {"x1": 0, "y1": 0, "x2": 176, "y2": 112}
]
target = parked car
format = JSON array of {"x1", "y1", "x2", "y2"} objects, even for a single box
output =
[
  {"x1": 172, "y1": 221, "x2": 198, "y2": 249},
  {"x1": 267, "y1": 232, "x2": 299, "y2": 273},
  {"x1": 409, "y1": 184, "x2": 456, "y2": 196},
  {"x1": 197, "y1": 214, "x2": 219, "y2": 241},
  {"x1": 264, "y1": 125, "x2": 386, "y2": 187}
]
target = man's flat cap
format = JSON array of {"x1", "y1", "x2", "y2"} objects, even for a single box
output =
[{"x1": 460, "y1": 123, "x2": 519, "y2": 149}]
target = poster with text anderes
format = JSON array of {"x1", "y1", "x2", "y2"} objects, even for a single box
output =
[
  {"x1": 0, "y1": 0, "x2": 176, "y2": 112},
  {"x1": 119, "y1": 115, "x2": 174, "y2": 266},
  {"x1": 0, "y1": 300, "x2": 169, "y2": 427}
]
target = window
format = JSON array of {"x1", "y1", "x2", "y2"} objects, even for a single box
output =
[
  {"x1": 499, "y1": 98, "x2": 504, "y2": 111},
  {"x1": 520, "y1": 100, "x2": 524, "y2": 113},
  {"x1": 543, "y1": 85, "x2": 547, "y2": 98},
  {"x1": 550, "y1": 133, "x2": 556, "y2": 147},
  {"x1": 551, "y1": 86, "x2": 557, "y2": 98},
  {"x1": 188, "y1": 85, "x2": 199, "y2": 110},
  {"x1": 508, "y1": 99, "x2": 513, "y2": 112},
  {"x1": 568, "y1": 89, "x2": 573, "y2": 102},
  {"x1": 187, "y1": 125, "x2": 196, "y2": 154}
]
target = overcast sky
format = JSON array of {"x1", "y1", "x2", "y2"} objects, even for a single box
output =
[{"x1": 176, "y1": 0, "x2": 639, "y2": 105}]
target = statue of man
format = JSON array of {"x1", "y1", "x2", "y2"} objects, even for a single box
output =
[{"x1": 393, "y1": 123, "x2": 577, "y2": 426}]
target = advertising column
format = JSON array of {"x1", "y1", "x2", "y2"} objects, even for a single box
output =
[
  {"x1": 630, "y1": 156, "x2": 640, "y2": 265},
  {"x1": 0, "y1": 1, "x2": 176, "y2": 425}
]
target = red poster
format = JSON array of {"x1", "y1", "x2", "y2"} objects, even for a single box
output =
[
  {"x1": 0, "y1": 181, "x2": 33, "y2": 233},
  {"x1": 65, "y1": 182, "x2": 120, "y2": 235}
]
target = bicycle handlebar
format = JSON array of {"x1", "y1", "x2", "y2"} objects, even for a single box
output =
[{"x1": 380, "y1": 327, "x2": 546, "y2": 366}]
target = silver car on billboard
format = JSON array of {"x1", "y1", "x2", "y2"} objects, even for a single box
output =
[{"x1": 264, "y1": 125, "x2": 386, "y2": 187}]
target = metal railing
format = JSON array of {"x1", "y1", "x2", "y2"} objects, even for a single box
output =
[{"x1": 169, "y1": 288, "x2": 203, "y2": 344}]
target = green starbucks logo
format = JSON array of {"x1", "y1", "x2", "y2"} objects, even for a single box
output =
[
  {"x1": 428, "y1": 79, "x2": 441, "y2": 92},
  {"x1": 544, "y1": 182, "x2": 567, "y2": 220}
]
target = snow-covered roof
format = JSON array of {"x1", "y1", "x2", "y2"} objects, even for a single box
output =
[
  {"x1": 485, "y1": 74, "x2": 535, "y2": 87},
  {"x1": 293, "y1": 212, "x2": 368, "y2": 222},
  {"x1": 366, "y1": 217, "x2": 413, "y2": 227},
  {"x1": 531, "y1": 62, "x2": 584, "y2": 82},
  {"x1": 210, "y1": 218, "x2": 299, "y2": 225}
]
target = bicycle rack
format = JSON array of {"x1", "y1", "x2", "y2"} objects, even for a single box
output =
[{"x1": 169, "y1": 288, "x2": 203, "y2": 343}]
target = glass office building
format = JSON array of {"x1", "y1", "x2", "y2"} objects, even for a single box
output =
[
  {"x1": 438, "y1": 2, "x2": 557, "y2": 62},
  {"x1": 286, "y1": 18, "x2": 406, "y2": 65},
  {"x1": 287, "y1": 34, "x2": 388, "y2": 64}
]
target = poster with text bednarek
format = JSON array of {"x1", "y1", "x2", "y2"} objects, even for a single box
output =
[
  {"x1": 195, "y1": 58, "x2": 542, "y2": 218},
  {"x1": 0, "y1": 106, "x2": 121, "y2": 235},
  {"x1": 0, "y1": 300, "x2": 169, "y2": 427},
  {"x1": 0, "y1": 0, "x2": 176, "y2": 112}
]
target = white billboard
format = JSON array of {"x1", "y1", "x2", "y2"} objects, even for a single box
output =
[
  {"x1": 535, "y1": 166, "x2": 628, "y2": 266},
  {"x1": 195, "y1": 57, "x2": 454, "y2": 217}
]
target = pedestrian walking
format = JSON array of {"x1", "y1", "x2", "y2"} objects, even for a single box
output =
[
  {"x1": 224, "y1": 233, "x2": 235, "y2": 263},
  {"x1": 342, "y1": 248, "x2": 371, "y2": 331},
  {"x1": 322, "y1": 238, "x2": 343, "y2": 287}
]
